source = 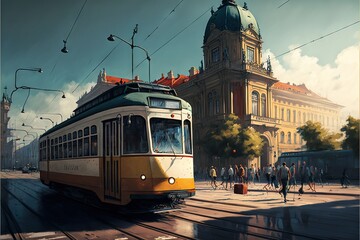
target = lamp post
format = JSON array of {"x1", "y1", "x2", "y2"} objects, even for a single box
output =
[
  {"x1": 38, "y1": 113, "x2": 63, "y2": 122},
  {"x1": 40, "y1": 117, "x2": 55, "y2": 127},
  {"x1": 15, "y1": 68, "x2": 42, "y2": 89},
  {"x1": 107, "y1": 24, "x2": 151, "y2": 82},
  {"x1": 17, "y1": 87, "x2": 66, "y2": 113},
  {"x1": 22, "y1": 123, "x2": 46, "y2": 133}
]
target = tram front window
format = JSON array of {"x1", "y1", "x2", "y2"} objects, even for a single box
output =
[{"x1": 150, "y1": 118, "x2": 182, "y2": 154}]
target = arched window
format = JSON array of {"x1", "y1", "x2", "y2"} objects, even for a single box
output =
[
  {"x1": 280, "y1": 131, "x2": 285, "y2": 143},
  {"x1": 252, "y1": 91, "x2": 259, "y2": 115},
  {"x1": 287, "y1": 132, "x2": 291, "y2": 144},
  {"x1": 294, "y1": 133, "x2": 297, "y2": 144},
  {"x1": 261, "y1": 94, "x2": 266, "y2": 116},
  {"x1": 293, "y1": 110, "x2": 296, "y2": 123},
  {"x1": 298, "y1": 111, "x2": 301, "y2": 123},
  {"x1": 281, "y1": 108, "x2": 284, "y2": 120},
  {"x1": 303, "y1": 113, "x2": 306, "y2": 123}
]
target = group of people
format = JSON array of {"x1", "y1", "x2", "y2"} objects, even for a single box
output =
[
  {"x1": 208, "y1": 163, "x2": 262, "y2": 190},
  {"x1": 262, "y1": 161, "x2": 324, "y2": 202}
]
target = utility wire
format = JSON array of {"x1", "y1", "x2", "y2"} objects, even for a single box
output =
[
  {"x1": 278, "y1": 0, "x2": 290, "y2": 9},
  {"x1": 145, "y1": 0, "x2": 184, "y2": 40},
  {"x1": 272, "y1": 20, "x2": 360, "y2": 61},
  {"x1": 135, "y1": 5, "x2": 213, "y2": 70},
  {"x1": 71, "y1": 44, "x2": 121, "y2": 93},
  {"x1": 64, "y1": 0, "x2": 88, "y2": 43}
]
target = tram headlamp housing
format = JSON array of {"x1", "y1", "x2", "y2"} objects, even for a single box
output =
[
  {"x1": 140, "y1": 174, "x2": 146, "y2": 181},
  {"x1": 168, "y1": 177, "x2": 175, "y2": 185}
]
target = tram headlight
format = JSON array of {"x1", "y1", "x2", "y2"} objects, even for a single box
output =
[
  {"x1": 140, "y1": 174, "x2": 146, "y2": 181},
  {"x1": 168, "y1": 177, "x2": 175, "y2": 185}
]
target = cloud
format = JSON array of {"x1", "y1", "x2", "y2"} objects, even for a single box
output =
[
  {"x1": 8, "y1": 81, "x2": 95, "y2": 138},
  {"x1": 264, "y1": 44, "x2": 359, "y2": 122}
]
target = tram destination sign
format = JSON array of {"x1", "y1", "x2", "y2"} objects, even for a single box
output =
[{"x1": 149, "y1": 98, "x2": 181, "y2": 109}]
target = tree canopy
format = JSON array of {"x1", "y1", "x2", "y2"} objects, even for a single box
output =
[
  {"x1": 297, "y1": 121, "x2": 342, "y2": 151},
  {"x1": 341, "y1": 116, "x2": 359, "y2": 158},
  {"x1": 204, "y1": 114, "x2": 263, "y2": 160}
]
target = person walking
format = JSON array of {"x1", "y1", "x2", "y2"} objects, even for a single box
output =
[
  {"x1": 226, "y1": 165, "x2": 234, "y2": 189},
  {"x1": 263, "y1": 164, "x2": 272, "y2": 190},
  {"x1": 209, "y1": 166, "x2": 218, "y2": 189},
  {"x1": 279, "y1": 162, "x2": 291, "y2": 202},
  {"x1": 220, "y1": 167, "x2": 226, "y2": 186},
  {"x1": 238, "y1": 164, "x2": 245, "y2": 183},
  {"x1": 289, "y1": 162, "x2": 296, "y2": 190}
]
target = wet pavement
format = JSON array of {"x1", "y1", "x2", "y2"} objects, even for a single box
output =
[{"x1": 192, "y1": 180, "x2": 360, "y2": 239}]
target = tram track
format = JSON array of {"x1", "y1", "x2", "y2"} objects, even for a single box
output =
[
  {"x1": 177, "y1": 199, "x2": 336, "y2": 240},
  {"x1": 2, "y1": 178, "x2": 192, "y2": 239}
]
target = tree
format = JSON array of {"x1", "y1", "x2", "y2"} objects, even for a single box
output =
[
  {"x1": 297, "y1": 121, "x2": 342, "y2": 151},
  {"x1": 341, "y1": 116, "x2": 359, "y2": 158},
  {"x1": 203, "y1": 114, "x2": 264, "y2": 160}
]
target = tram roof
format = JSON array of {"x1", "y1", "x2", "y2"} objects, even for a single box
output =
[{"x1": 41, "y1": 83, "x2": 191, "y2": 137}]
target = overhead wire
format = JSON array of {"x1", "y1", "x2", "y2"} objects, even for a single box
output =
[
  {"x1": 144, "y1": 0, "x2": 184, "y2": 41},
  {"x1": 63, "y1": 0, "x2": 88, "y2": 44},
  {"x1": 71, "y1": 44, "x2": 121, "y2": 93},
  {"x1": 278, "y1": 0, "x2": 290, "y2": 9},
  {"x1": 272, "y1": 20, "x2": 360, "y2": 60},
  {"x1": 135, "y1": 5, "x2": 213, "y2": 70}
]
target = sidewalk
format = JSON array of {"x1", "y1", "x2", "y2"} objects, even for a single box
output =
[{"x1": 193, "y1": 180, "x2": 360, "y2": 206}]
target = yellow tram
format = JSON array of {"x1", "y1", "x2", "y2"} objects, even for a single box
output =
[{"x1": 39, "y1": 82, "x2": 195, "y2": 208}]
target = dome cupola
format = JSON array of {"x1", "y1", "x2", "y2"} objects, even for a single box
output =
[{"x1": 204, "y1": 0, "x2": 260, "y2": 44}]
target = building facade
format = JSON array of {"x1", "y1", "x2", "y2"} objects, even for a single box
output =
[
  {"x1": 1, "y1": 90, "x2": 12, "y2": 169},
  {"x1": 155, "y1": 0, "x2": 342, "y2": 170}
]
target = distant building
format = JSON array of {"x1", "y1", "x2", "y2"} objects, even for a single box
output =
[
  {"x1": 76, "y1": 68, "x2": 132, "y2": 108},
  {"x1": 154, "y1": 0, "x2": 343, "y2": 170},
  {"x1": 1, "y1": 89, "x2": 12, "y2": 169}
]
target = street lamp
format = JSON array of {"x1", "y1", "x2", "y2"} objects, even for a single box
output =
[
  {"x1": 22, "y1": 123, "x2": 46, "y2": 133},
  {"x1": 17, "y1": 86, "x2": 66, "y2": 113},
  {"x1": 107, "y1": 24, "x2": 151, "y2": 82},
  {"x1": 38, "y1": 112, "x2": 63, "y2": 122},
  {"x1": 40, "y1": 117, "x2": 55, "y2": 127},
  {"x1": 15, "y1": 68, "x2": 42, "y2": 89}
]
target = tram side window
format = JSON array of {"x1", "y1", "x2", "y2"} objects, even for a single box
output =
[
  {"x1": 78, "y1": 130, "x2": 83, "y2": 157},
  {"x1": 51, "y1": 139, "x2": 54, "y2": 160},
  {"x1": 124, "y1": 115, "x2": 148, "y2": 154},
  {"x1": 55, "y1": 138, "x2": 58, "y2": 160},
  {"x1": 63, "y1": 134, "x2": 68, "y2": 158},
  {"x1": 184, "y1": 120, "x2": 192, "y2": 154},
  {"x1": 84, "y1": 127, "x2": 90, "y2": 156},
  {"x1": 91, "y1": 125, "x2": 98, "y2": 156},
  {"x1": 59, "y1": 137, "x2": 63, "y2": 159}
]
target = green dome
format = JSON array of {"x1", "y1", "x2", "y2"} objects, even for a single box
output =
[{"x1": 204, "y1": 0, "x2": 260, "y2": 44}]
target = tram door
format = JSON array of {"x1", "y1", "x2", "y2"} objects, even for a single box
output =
[{"x1": 103, "y1": 119, "x2": 121, "y2": 200}]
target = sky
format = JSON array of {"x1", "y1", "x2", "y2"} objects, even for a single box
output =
[{"x1": 1, "y1": 0, "x2": 359, "y2": 141}]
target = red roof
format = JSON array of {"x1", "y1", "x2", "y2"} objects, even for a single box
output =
[
  {"x1": 154, "y1": 74, "x2": 190, "y2": 88},
  {"x1": 105, "y1": 75, "x2": 132, "y2": 84}
]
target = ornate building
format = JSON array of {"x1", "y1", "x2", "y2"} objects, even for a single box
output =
[{"x1": 155, "y1": 0, "x2": 342, "y2": 170}]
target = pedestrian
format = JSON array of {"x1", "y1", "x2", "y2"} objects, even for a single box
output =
[
  {"x1": 234, "y1": 165, "x2": 239, "y2": 183},
  {"x1": 209, "y1": 166, "x2": 218, "y2": 189},
  {"x1": 220, "y1": 167, "x2": 226, "y2": 186},
  {"x1": 309, "y1": 165, "x2": 316, "y2": 192},
  {"x1": 306, "y1": 165, "x2": 315, "y2": 192},
  {"x1": 249, "y1": 164, "x2": 255, "y2": 184},
  {"x1": 271, "y1": 166, "x2": 278, "y2": 189},
  {"x1": 340, "y1": 168, "x2": 350, "y2": 188},
  {"x1": 238, "y1": 164, "x2": 245, "y2": 183},
  {"x1": 318, "y1": 167, "x2": 324, "y2": 187},
  {"x1": 263, "y1": 164, "x2": 272, "y2": 190},
  {"x1": 299, "y1": 161, "x2": 308, "y2": 194},
  {"x1": 278, "y1": 162, "x2": 291, "y2": 202},
  {"x1": 289, "y1": 162, "x2": 296, "y2": 190},
  {"x1": 226, "y1": 165, "x2": 234, "y2": 189}
]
